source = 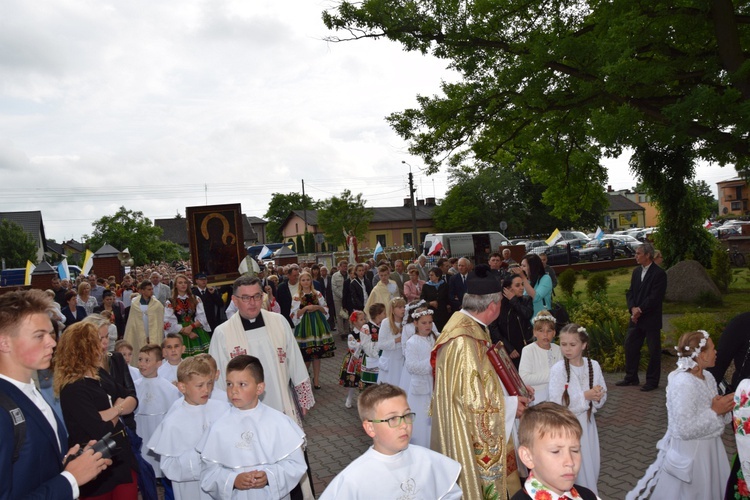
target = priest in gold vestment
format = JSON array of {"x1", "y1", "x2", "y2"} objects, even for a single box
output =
[{"x1": 431, "y1": 264, "x2": 531, "y2": 499}]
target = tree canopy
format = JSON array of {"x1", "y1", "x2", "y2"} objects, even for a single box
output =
[
  {"x1": 264, "y1": 192, "x2": 320, "y2": 243},
  {"x1": 323, "y1": 0, "x2": 750, "y2": 217},
  {"x1": 0, "y1": 220, "x2": 38, "y2": 268},
  {"x1": 434, "y1": 165, "x2": 606, "y2": 234},
  {"x1": 86, "y1": 207, "x2": 185, "y2": 265},
  {"x1": 317, "y1": 190, "x2": 373, "y2": 248}
]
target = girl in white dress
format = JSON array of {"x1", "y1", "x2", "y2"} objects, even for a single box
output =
[
  {"x1": 549, "y1": 323, "x2": 607, "y2": 495},
  {"x1": 627, "y1": 330, "x2": 734, "y2": 500},
  {"x1": 519, "y1": 309, "x2": 563, "y2": 405},
  {"x1": 404, "y1": 307, "x2": 436, "y2": 448},
  {"x1": 377, "y1": 297, "x2": 406, "y2": 387}
]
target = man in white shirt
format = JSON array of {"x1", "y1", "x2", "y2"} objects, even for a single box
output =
[
  {"x1": 331, "y1": 260, "x2": 349, "y2": 335},
  {"x1": 0, "y1": 289, "x2": 111, "y2": 499}
]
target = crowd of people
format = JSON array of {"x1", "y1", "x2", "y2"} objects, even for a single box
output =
[{"x1": 3, "y1": 243, "x2": 749, "y2": 499}]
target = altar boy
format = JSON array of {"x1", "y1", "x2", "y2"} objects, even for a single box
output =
[
  {"x1": 320, "y1": 383, "x2": 461, "y2": 499},
  {"x1": 197, "y1": 355, "x2": 306, "y2": 499},
  {"x1": 148, "y1": 356, "x2": 229, "y2": 500},
  {"x1": 134, "y1": 344, "x2": 181, "y2": 487}
]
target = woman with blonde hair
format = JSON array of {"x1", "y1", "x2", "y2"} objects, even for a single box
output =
[
  {"x1": 291, "y1": 271, "x2": 336, "y2": 389},
  {"x1": 164, "y1": 273, "x2": 211, "y2": 357},
  {"x1": 55, "y1": 322, "x2": 139, "y2": 499},
  {"x1": 77, "y1": 282, "x2": 99, "y2": 315}
]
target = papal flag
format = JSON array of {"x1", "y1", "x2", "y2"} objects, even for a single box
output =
[
  {"x1": 81, "y1": 249, "x2": 94, "y2": 276},
  {"x1": 373, "y1": 241, "x2": 384, "y2": 258},
  {"x1": 24, "y1": 260, "x2": 36, "y2": 285},
  {"x1": 58, "y1": 257, "x2": 71, "y2": 280},
  {"x1": 259, "y1": 245, "x2": 272, "y2": 259},
  {"x1": 545, "y1": 228, "x2": 562, "y2": 246},
  {"x1": 594, "y1": 227, "x2": 604, "y2": 241}
]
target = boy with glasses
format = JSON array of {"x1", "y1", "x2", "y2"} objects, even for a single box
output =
[{"x1": 320, "y1": 383, "x2": 462, "y2": 499}]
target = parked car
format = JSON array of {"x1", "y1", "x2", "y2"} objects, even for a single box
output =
[
  {"x1": 578, "y1": 238, "x2": 628, "y2": 262},
  {"x1": 531, "y1": 244, "x2": 580, "y2": 265},
  {"x1": 525, "y1": 240, "x2": 548, "y2": 252},
  {"x1": 613, "y1": 234, "x2": 641, "y2": 254},
  {"x1": 559, "y1": 231, "x2": 590, "y2": 242}
]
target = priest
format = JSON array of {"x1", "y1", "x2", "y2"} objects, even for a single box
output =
[
  {"x1": 209, "y1": 276, "x2": 315, "y2": 500},
  {"x1": 431, "y1": 264, "x2": 531, "y2": 499}
]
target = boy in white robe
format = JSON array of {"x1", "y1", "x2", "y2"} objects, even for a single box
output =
[
  {"x1": 197, "y1": 355, "x2": 306, "y2": 500},
  {"x1": 149, "y1": 356, "x2": 230, "y2": 500},
  {"x1": 158, "y1": 333, "x2": 185, "y2": 383},
  {"x1": 134, "y1": 344, "x2": 181, "y2": 487},
  {"x1": 320, "y1": 383, "x2": 462, "y2": 499}
]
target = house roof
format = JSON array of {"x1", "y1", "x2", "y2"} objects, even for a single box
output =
[
  {"x1": 46, "y1": 240, "x2": 64, "y2": 255},
  {"x1": 607, "y1": 194, "x2": 645, "y2": 212},
  {"x1": 155, "y1": 215, "x2": 258, "y2": 246},
  {"x1": 286, "y1": 204, "x2": 436, "y2": 230},
  {"x1": 93, "y1": 243, "x2": 120, "y2": 256},
  {"x1": 62, "y1": 239, "x2": 85, "y2": 253},
  {"x1": 0, "y1": 211, "x2": 47, "y2": 251},
  {"x1": 247, "y1": 216, "x2": 267, "y2": 224}
]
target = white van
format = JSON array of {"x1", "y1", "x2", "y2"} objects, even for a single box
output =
[{"x1": 421, "y1": 232, "x2": 510, "y2": 263}]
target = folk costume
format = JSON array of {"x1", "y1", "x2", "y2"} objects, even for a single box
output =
[
  {"x1": 359, "y1": 321, "x2": 380, "y2": 388},
  {"x1": 124, "y1": 292, "x2": 165, "y2": 367},
  {"x1": 728, "y1": 378, "x2": 750, "y2": 500},
  {"x1": 197, "y1": 403, "x2": 307, "y2": 500},
  {"x1": 290, "y1": 290, "x2": 336, "y2": 362},
  {"x1": 431, "y1": 310, "x2": 521, "y2": 499},
  {"x1": 148, "y1": 398, "x2": 230, "y2": 500},
  {"x1": 339, "y1": 328, "x2": 364, "y2": 388},
  {"x1": 320, "y1": 444, "x2": 462, "y2": 499},
  {"x1": 548, "y1": 358, "x2": 607, "y2": 495},
  {"x1": 511, "y1": 473, "x2": 599, "y2": 500},
  {"x1": 164, "y1": 295, "x2": 211, "y2": 358}
]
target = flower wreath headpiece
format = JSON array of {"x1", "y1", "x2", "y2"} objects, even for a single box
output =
[
  {"x1": 674, "y1": 330, "x2": 709, "y2": 371},
  {"x1": 411, "y1": 309, "x2": 434, "y2": 320},
  {"x1": 531, "y1": 313, "x2": 556, "y2": 325}
]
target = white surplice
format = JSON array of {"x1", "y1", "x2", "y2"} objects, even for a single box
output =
[
  {"x1": 197, "y1": 403, "x2": 306, "y2": 500},
  {"x1": 404, "y1": 334, "x2": 435, "y2": 448},
  {"x1": 148, "y1": 398, "x2": 230, "y2": 500},
  {"x1": 134, "y1": 376, "x2": 182, "y2": 477},
  {"x1": 320, "y1": 445, "x2": 462, "y2": 500}
]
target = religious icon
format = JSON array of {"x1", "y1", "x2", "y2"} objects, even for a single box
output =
[{"x1": 187, "y1": 204, "x2": 245, "y2": 284}]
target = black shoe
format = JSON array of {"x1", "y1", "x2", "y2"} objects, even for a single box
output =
[
  {"x1": 640, "y1": 385, "x2": 658, "y2": 392},
  {"x1": 615, "y1": 379, "x2": 639, "y2": 387}
]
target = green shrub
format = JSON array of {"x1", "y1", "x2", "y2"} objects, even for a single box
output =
[
  {"x1": 670, "y1": 312, "x2": 724, "y2": 346},
  {"x1": 571, "y1": 299, "x2": 631, "y2": 372},
  {"x1": 580, "y1": 269, "x2": 591, "y2": 280},
  {"x1": 558, "y1": 269, "x2": 577, "y2": 297},
  {"x1": 709, "y1": 242, "x2": 732, "y2": 293},
  {"x1": 586, "y1": 273, "x2": 609, "y2": 299}
]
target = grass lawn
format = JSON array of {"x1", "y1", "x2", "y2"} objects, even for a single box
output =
[{"x1": 570, "y1": 266, "x2": 750, "y2": 317}]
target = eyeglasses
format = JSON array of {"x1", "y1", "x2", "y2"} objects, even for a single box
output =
[
  {"x1": 368, "y1": 412, "x2": 416, "y2": 428},
  {"x1": 235, "y1": 293, "x2": 263, "y2": 303}
]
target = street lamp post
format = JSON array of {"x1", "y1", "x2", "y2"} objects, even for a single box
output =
[{"x1": 402, "y1": 161, "x2": 419, "y2": 253}]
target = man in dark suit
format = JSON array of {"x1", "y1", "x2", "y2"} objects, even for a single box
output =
[
  {"x1": 0, "y1": 289, "x2": 110, "y2": 499},
  {"x1": 616, "y1": 243, "x2": 668, "y2": 392},
  {"x1": 448, "y1": 257, "x2": 473, "y2": 311},
  {"x1": 276, "y1": 266, "x2": 300, "y2": 327},
  {"x1": 192, "y1": 272, "x2": 223, "y2": 333}
]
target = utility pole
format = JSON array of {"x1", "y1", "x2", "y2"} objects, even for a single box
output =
[
  {"x1": 302, "y1": 179, "x2": 309, "y2": 253},
  {"x1": 402, "y1": 161, "x2": 419, "y2": 253}
]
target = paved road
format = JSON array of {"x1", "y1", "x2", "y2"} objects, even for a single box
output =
[{"x1": 303, "y1": 335, "x2": 736, "y2": 499}]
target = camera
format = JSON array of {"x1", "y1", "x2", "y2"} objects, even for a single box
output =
[{"x1": 66, "y1": 432, "x2": 118, "y2": 464}]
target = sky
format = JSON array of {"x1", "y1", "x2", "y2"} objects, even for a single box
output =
[{"x1": 0, "y1": 1, "x2": 736, "y2": 243}]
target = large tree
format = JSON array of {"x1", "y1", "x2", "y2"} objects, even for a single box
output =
[
  {"x1": 0, "y1": 220, "x2": 38, "y2": 267},
  {"x1": 86, "y1": 207, "x2": 184, "y2": 265},
  {"x1": 264, "y1": 192, "x2": 319, "y2": 243},
  {"x1": 317, "y1": 190, "x2": 373, "y2": 248},
  {"x1": 323, "y1": 1, "x2": 750, "y2": 218}
]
